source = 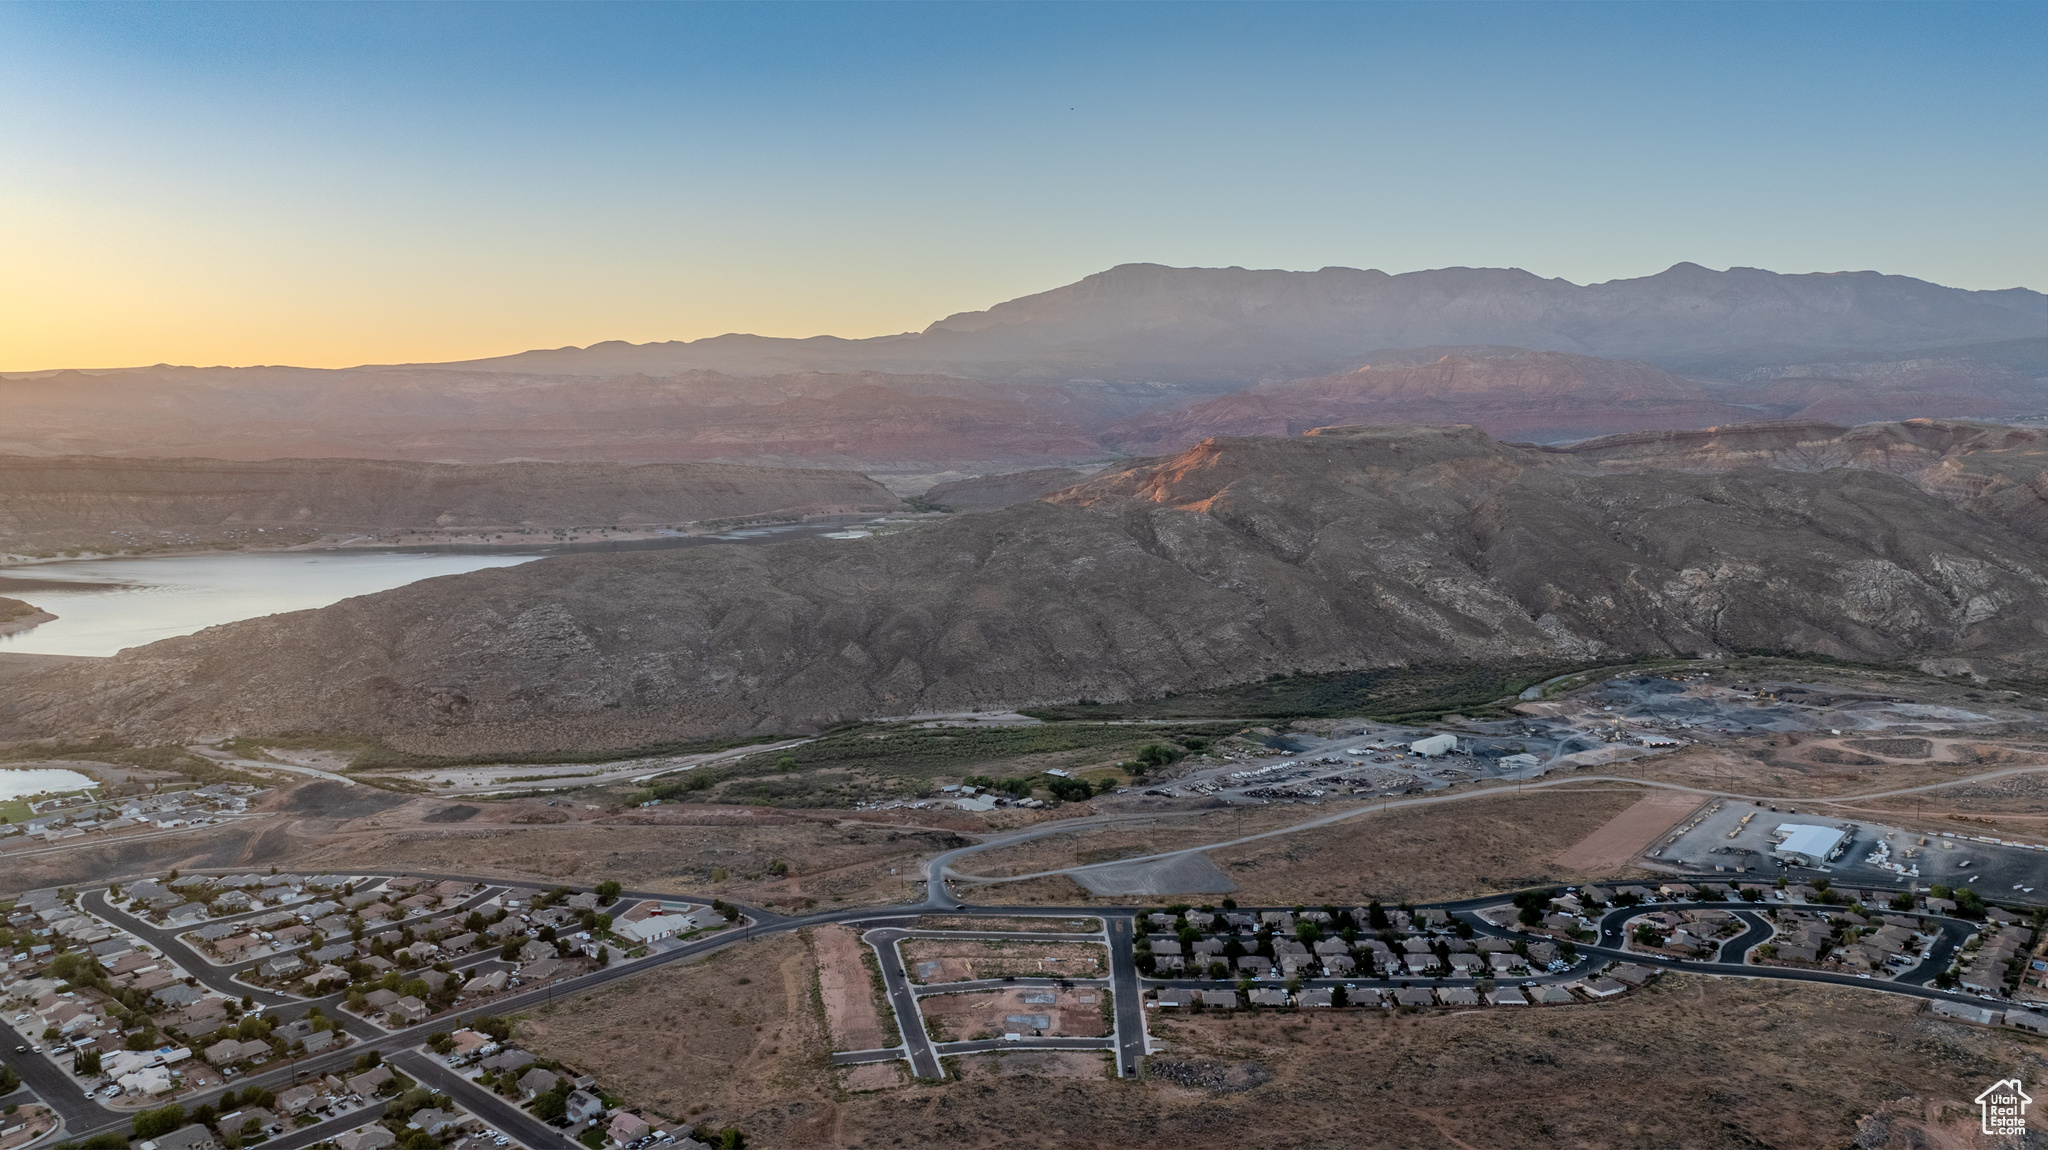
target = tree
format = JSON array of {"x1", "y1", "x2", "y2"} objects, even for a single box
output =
[
  {"x1": 133, "y1": 1104, "x2": 187, "y2": 1139},
  {"x1": 427, "y1": 1032, "x2": 455, "y2": 1055},
  {"x1": 74, "y1": 1048, "x2": 102, "y2": 1076},
  {"x1": 532, "y1": 1093, "x2": 568, "y2": 1122},
  {"x1": 0, "y1": 1064, "x2": 18, "y2": 1094},
  {"x1": 1367, "y1": 901, "x2": 1390, "y2": 930},
  {"x1": 502, "y1": 938, "x2": 526, "y2": 963},
  {"x1": 1330, "y1": 985, "x2": 1349, "y2": 1008},
  {"x1": 596, "y1": 880, "x2": 622, "y2": 905},
  {"x1": 1135, "y1": 744, "x2": 1185, "y2": 769}
]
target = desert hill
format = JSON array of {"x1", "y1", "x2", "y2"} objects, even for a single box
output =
[
  {"x1": 0, "y1": 368, "x2": 1118, "y2": 475},
  {"x1": 0, "y1": 455, "x2": 902, "y2": 554},
  {"x1": 4, "y1": 424, "x2": 2043, "y2": 753}
]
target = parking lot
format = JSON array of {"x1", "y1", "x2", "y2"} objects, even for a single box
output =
[{"x1": 1653, "y1": 799, "x2": 2048, "y2": 895}]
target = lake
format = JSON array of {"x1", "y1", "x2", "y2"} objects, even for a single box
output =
[
  {"x1": 0, "y1": 521, "x2": 880, "y2": 658},
  {"x1": 0, "y1": 551, "x2": 543, "y2": 657},
  {"x1": 0, "y1": 766, "x2": 100, "y2": 801}
]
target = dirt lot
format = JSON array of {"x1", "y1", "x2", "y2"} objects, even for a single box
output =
[
  {"x1": 917, "y1": 915, "x2": 1101, "y2": 934},
  {"x1": 961, "y1": 807, "x2": 1320, "y2": 879},
  {"x1": 918, "y1": 986, "x2": 1109, "y2": 1041},
  {"x1": 1200, "y1": 786, "x2": 1647, "y2": 905},
  {"x1": 814, "y1": 925, "x2": 890, "y2": 1052},
  {"x1": 901, "y1": 939, "x2": 1108, "y2": 982},
  {"x1": 518, "y1": 932, "x2": 829, "y2": 1132},
  {"x1": 1552, "y1": 789, "x2": 1704, "y2": 873},
  {"x1": 522, "y1": 951, "x2": 2048, "y2": 1148}
]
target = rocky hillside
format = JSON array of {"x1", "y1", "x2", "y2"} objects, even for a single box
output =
[
  {"x1": 1561, "y1": 419, "x2": 2048, "y2": 545},
  {"x1": 0, "y1": 456, "x2": 902, "y2": 553},
  {"x1": 1103, "y1": 350, "x2": 1748, "y2": 450},
  {"x1": 3, "y1": 424, "x2": 2044, "y2": 753},
  {"x1": 922, "y1": 468, "x2": 1092, "y2": 511}
]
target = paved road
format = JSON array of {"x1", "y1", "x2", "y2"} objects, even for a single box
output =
[
  {"x1": 394, "y1": 1051, "x2": 579, "y2": 1150},
  {"x1": 1, "y1": 1012, "x2": 98, "y2": 1129},
  {"x1": 27, "y1": 863, "x2": 2034, "y2": 1135},
  {"x1": 1104, "y1": 916, "x2": 1143, "y2": 1077},
  {"x1": 1718, "y1": 910, "x2": 1774, "y2": 963},
  {"x1": 254, "y1": 1101, "x2": 390, "y2": 1150},
  {"x1": 860, "y1": 928, "x2": 944, "y2": 1079},
  {"x1": 934, "y1": 1037, "x2": 1115, "y2": 1056}
]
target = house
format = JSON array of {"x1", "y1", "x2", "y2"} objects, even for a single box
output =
[
  {"x1": 565, "y1": 1089, "x2": 607, "y2": 1124},
  {"x1": 1582, "y1": 978, "x2": 1628, "y2": 998},
  {"x1": 450, "y1": 1029, "x2": 493, "y2": 1055},
  {"x1": 2005, "y1": 1009, "x2": 2048, "y2": 1034},
  {"x1": 1447, "y1": 954, "x2": 1485, "y2": 975},
  {"x1": 1296, "y1": 988, "x2": 1334, "y2": 1007},
  {"x1": 518, "y1": 1067, "x2": 562, "y2": 1099},
  {"x1": 389, "y1": 995, "x2": 431, "y2": 1026},
  {"x1": 1247, "y1": 988, "x2": 1288, "y2": 1007},
  {"x1": 276, "y1": 1086, "x2": 319, "y2": 1114},
  {"x1": 361, "y1": 989, "x2": 401, "y2": 1012},
  {"x1": 408, "y1": 1109, "x2": 461, "y2": 1136},
  {"x1": 607, "y1": 1113, "x2": 652, "y2": 1146},
  {"x1": 345, "y1": 1065, "x2": 394, "y2": 1097},
  {"x1": 480, "y1": 1048, "x2": 535, "y2": 1074},
  {"x1": 1608, "y1": 963, "x2": 1657, "y2": 987},
  {"x1": 468, "y1": 970, "x2": 509, "y2": 994},
  {"x1": 1393, "y1": 988, "x2": 1435, "y2": 1008},
  {"x1": 1198, "y1": 990, "x2": 1238, "y2": 1008},
  {"x1": 142, "y1": 1126, "x2": 221, "y2": 1150},
  {"x1": 259, "y1": 954, "x2": 306, "y2": 980},
  {"x1": 520, "y1": 957, "x2": 565, "y2": 982},
  {"x1": 334, "y1": 1129, "x2": 396, "y2": 1150},
  {"x1": 1932, "y1": 1000, "x2": 2004, "y2": 1026},
  {"x1": 1532, "y1": 985, "x2": 1577, "y2": 1005},
  {"x1": 1436, "y1": 987, "x2": 1480, "y2": 1006},
  {"x1": 1152, "y1": 989, "x2": 1195, "y2": 1008},
  {"x1": 219, "y1": 1108, "x2": 280, "y2": 1136},
  {"x1": 1487, "y1": 988, "x2": 1529, "y2": 1006},
  {"x1": 1348, "y1": 987, "x2": 1387, "y2": 1007}
]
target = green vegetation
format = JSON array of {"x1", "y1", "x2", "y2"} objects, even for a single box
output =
[
  {"x1": 208, "y1": 731, "x2": 785, "y2": 774},
  {"x1": 622, "y1": 720, "x2": 1234, "y2": 808},
  {"x1": 1022, "y1": 661, "x2": 1603, "y2": 723},
  {"x1": 0, "y1": 736, "x2": 258, "y2": 785}
]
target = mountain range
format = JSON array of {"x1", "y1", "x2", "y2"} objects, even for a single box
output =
[{"x1": 3, "y1": 263, "x2": 2041, "y2": 476}]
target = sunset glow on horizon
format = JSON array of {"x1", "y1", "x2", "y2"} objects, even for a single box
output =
[{"x1": 4, "y1": 2, "x2": 2042, "y2": 372}]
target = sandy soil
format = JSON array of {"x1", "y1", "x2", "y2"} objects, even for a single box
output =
[
  {"x1": 961, "y1": 807, "x2": 1319, "y2": 879},
  {"x1": 916, "y1": 915, "x2": 1101, "y2": 934},
  {"x1": 1203, "y1": 786, "x2": 1647, "y2": 905},
  {"x1": 521, "y1": 949, "x2": 2048, "y2": 1149},
  {"x1": 900, "y1": 939, "x2": 1108, "y2": 982},
  {"x1": 517, "y1": 933, "x2": 828, "y2": 1132},
  {"x1": 1552, "y1": 789, "x2": 1705, "y2": 872},
  {"x1": 813, "y1": 924, "x2": 887, "y2": 1051},
  {"x1": 918, "y1": 986, "x2": 1109, "y2": 1041}
]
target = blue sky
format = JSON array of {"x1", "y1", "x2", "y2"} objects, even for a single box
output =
[{"x1": 3, "y1": 2, "x2": 2042, "y2": 368}]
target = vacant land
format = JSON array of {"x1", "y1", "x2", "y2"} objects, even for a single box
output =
[
  {"x1": 1138, "y1": 976, "x2": 2047, "y2": 1149},
  {"x1": 959, "y1": 806, "x2": 1337, "y2": 879},
  {"x1": 917, "y1": 915, "x2": 1101, "y2": 934},
  {"x1": 814, "y1": 925, "x2": 889, "y2": 1052},
  {"x1": 523, "y1": 956, "x2": 2048, "y2": 1148},
  {"x1": 1203, "y1": 786, "x2": 1646, "y2": 905},
  {"x1": 901, "y1": 939, "x2": 1107, "y2": 982},
  {"x1": 517, "y1": 933, "x2": 829, "y2": 1135},
  {"x1": 1553, "y1": 790, "x2": 1704, "y2": 873},
  {"x1": 918, "y1": 986, "x2": 1110, "y2": 1041}
]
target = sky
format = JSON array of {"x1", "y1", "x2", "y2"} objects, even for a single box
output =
[{"x1": 2, "y1": 2, "x2": 2043, "y2": 371}]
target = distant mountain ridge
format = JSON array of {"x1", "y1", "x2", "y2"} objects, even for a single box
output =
[
  {"x1": 420, "y1": 262, "x2": 2047, "y2": 382},
  {"x1": 3, "y1": 262, "x2": 2040, "y2": 473}
]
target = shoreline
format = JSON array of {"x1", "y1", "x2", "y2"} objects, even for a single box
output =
[{"x1": 0, "y1": 511, "x2": 930, "y2": 569}]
